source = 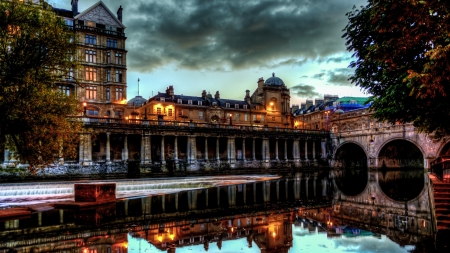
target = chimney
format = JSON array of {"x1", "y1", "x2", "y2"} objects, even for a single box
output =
[
  {"x1": 166, "y1": 85, "x2": 174, "y2": 97},
  {"x1": 201, "y1": 90, "x2": 207, "y2": 99},
  {"x1": 71, "y1": 0, "x2": 78, "y2": 16},
  {"x1": 257, "y1": 77, "x2": 264, "y2": 89},
  {"x1": 245, "y1": 90, "x2": 251, "y2": 103},
  {"x1": 214, "y1": 91, "x2": 220, "y2": 100},
  {"x1": 117, "y1": 5, "x2": 123, "y2": 22}
]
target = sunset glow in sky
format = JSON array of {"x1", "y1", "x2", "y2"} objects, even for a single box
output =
[{"x1": 52, "y1": 0, "x2": 369, "y2": 105}]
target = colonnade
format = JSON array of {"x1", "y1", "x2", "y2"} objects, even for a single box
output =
[{"x1": 78, "y1": 132, "x2": 328, "y2": 167}]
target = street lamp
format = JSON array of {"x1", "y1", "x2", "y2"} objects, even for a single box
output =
[
  {"x1": 324, "y1": 111, "x2": 330, "y2": 130},
  {"x1": 83, "y1": 102, "x2": 87, "y2": 116},
  {"x1": 229, "y1": 113, "x2": 232, "y2": 125}
]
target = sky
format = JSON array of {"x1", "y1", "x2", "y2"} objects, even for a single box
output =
[{"x1": 51, "y1": 0, "x2": 369, "y2": 105}]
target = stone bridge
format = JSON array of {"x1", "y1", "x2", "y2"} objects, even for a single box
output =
[{"x1": 329, "y1": 109, "x2": 450, "y2": 169}]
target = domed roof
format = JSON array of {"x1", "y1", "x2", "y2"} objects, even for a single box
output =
[
  {"x1": 264, "y1": 73, "x2": 285, "y2": 86},
  {"x1": 127, "y1": 95, "x2": 147, "y2": 107}
]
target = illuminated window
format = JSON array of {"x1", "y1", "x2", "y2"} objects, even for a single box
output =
[
  {"x1": 85, "y1": 67, "x2": 97, "y2": 81},
  {"x1": 115, "y1": 70, "x2": 122, "y2": 82},
  {"x1": 261, "y1": 115, "x2": 264, "y2": 122},
  {"x1": 85, "y1": 86, "x2": 97, "y2": 99},
  {"x1": 115, "y1": 88, "x2": 123, "y2": 101},
  {"x1": 86, "y1": 21, "x2": 95, "y2": 27},
  {"x1": 85, "y1": 35, "x2": 96, "y2": 45},
  {"x1": 199, "y1": 111, "x2": 203, "y2": 119},
  {"x1": 85, "y1": 50, "x2": 96, "y2": 63},
  {"x1": 115, "y1": 53, "x2": 122, "y2": 64},
  {"x1": 168, "y1": 108, "x2": 173, "y2": 117},
  {"x1": 157, "y1": 108, "x2": 162, "y2": 114}
]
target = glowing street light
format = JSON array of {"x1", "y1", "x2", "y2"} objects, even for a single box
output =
[{"x1": 82, "y1": 102, "x2": 87, "y2": 116}]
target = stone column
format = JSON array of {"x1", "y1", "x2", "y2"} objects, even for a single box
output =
[
  {"x1": 293, "y1": 140, "x2": 300, "y2": 162},
  {"x1": 294, "y1": 173, "x2": 301, "y2": 200},
  {"x1": 174, "y1": 193, "x2": 178, "y2": 212},
  {"x1": 79, "y1": 133, "x2": 92, "y2": 165},
  {"x1": 205, "y1": 189, "x2": 209, "y2": 208},
  {"x1": 123, "y1": 134, "x2": 128, "y2": 161},
  {"x1": 242, "y1": 138, "x2": 246, "y2": 161},
  {"x1": 161, "y1": 195, "x2": 166, "y2": 213},
  {"x1": 263, "y1": 181, "x2": 270, "y2": 203},
  {"x1": 59, "y1": 210, "x2": 64, "y2": 224},
  {"x1": 204, "y1": 137, "x2": 208, "y2": 161},
  {"x1": 174, "y1": 136, "x2": 178, "y2": 162},
  {"x1": 190, "y1": 136, "x2": 197, "y2": 163},
  {"x1": 252, "y1": 138, "x2": 256, "y2": 161},
  {"x1": 216, "y1": 137, "x2": 220, "y2": 162},
  {"x1": 275, "y1": 139, "x2": 279, "y2": 161},
  {"x1": 228, "y1": 185, "x2": 236, "y2": 206},
  {"x1": 276, "y1": 180, "x2": 280, "y2": 201},
  {"x1": 312, "y1": 141, "x2": 316, "y2": 161},
  {"x1": 262, "y1": 138, "x2": 270, "y2": 162},
  {"x1": 313, "y1": 173, "x2": 317, "y2": 198},
  {"x1": 217, "y1": 187, "x2": 221, "y2": 207},
  {"x1": 106, "y1": 132, "x2": 111, "y2": 163},
  {"x1": 305, "y1": 175, "x2": 309, "y2": 199},
  {"x1": 284, "y1": 139, "x2": 288, "y2": 161},
  {"x1": 161, "y1": 135, "x2": 166, "y2": 165},
  {"x1": 321, "y1": 140, "x2": 327, "y2": 158},
  {"x1": 227, "y1": 137, "x2": 236, "y2": 164},
  {"x1": 141, "y1": 133, "x2": 151, "y2": 164},
  {"x1": 253, "y1": 183, "x2": 257, "y2": 203},
  {"x1": 304, "y1": 140, "x2": 308, "y2": 161},
  {"x1": 124, "y1": 199, "x2": 129, "y2": 216},
  {"x1": 242, "y1": 184, "x2": 246, "y2": 204}
]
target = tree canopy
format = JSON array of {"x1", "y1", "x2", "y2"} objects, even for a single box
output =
[
  {"x1": 0, "y1": 0, "x2": 81, "y2": 172},
  {"x1": 343, "y1": 0, "x2": 450, "y2": 137}
]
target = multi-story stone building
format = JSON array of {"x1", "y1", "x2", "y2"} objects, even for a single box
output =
[
  {"x1": 55, "y1": 0, "x2": 128, "y2": 118},
  {"x1": 126, "y1": 73, "x2": 292, "y2": 128}
]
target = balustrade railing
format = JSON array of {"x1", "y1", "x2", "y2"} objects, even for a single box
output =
[
  {"x1": 74, "y1": 116, "x2": 327, "y2": 135},
  {"x1": 430, "y1": 156, "x2": 450, "y2": 182}
]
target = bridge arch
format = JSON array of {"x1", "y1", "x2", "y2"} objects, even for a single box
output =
[
  {"x1": 333, "y1": 141, "x2": 368, "y2": 168},
  {"x1": 376, "y1": 138, "x2": 424, "y2": 168},
  {"x1": 436, "y1": 140, "x2": 450, "y2": 157}
]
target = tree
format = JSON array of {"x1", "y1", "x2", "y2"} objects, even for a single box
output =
[
  {"x1": 343, "y1": 0, "x2": 450, "y2": 137},
  {"x1": 0, "y1": 0, "x2": 82, "y2": 172}
]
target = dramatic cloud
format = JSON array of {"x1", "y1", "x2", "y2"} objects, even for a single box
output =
[
  {"x1": 291, "y1": 83, "x2": 320, "y2": 98},
  {"x1": 327, "y1": 68, "x2": 354, "y2": 86},
  {"x1": 88, "y1": 0, "x2": 367, "y2": 72},
  {"x1": 312, "y1": 73, "x2": 326, "y2": 80}
]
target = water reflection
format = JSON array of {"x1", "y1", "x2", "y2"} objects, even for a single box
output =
[
  {"x1": 378, "y1": 168, "x2": 425, "y2": 201},
  {"x1": 0, "y1": 169, "x2": 445, "y2": 252}
]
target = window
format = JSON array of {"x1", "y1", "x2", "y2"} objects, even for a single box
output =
[
  {"x1": 178, "y1": 109, "x2": 184, "y2": 116},
  {"x1": 68, "y1": 68, "x2": 73, "y2": 80},
  {"x1": 86, "y1": 21, "x2": 95, "y2": 27},
  {"x1": 177, "y1": 99, "x2": 182, "y2": 104},
  {"x1": 107, "y1": 52, "x2": 111, "y2": 63},
  {"x1": 85, "y1": 67, "x2": 97, "y2": 81},
  {"x1": 115, "y1": 110, "x2": 123, "y2": 118},
  {"x1": 198, "y1": 101, "x2": 202, "y2": 105},
  {"x1": 58, "y1": 85, "x2": 71, "y2": 95},
  {"x1": 272, "y1": 116, "x2": 275, "y2": 121},
  {"x1": 115, "y1": 88, "x2": 123, "y2": 100},
  {"x1": 115, "y1": 70, "x2": 122, "y2": 82},
  {"x1": 87, "y1": 109, "x2": 98, "y2": 116},
  {"x1": 85, "y1": 35, "x2": 96, "y2": 45},
  {"x1": 235, "y1": 113, "x2": 240, "y2": 121},
  {"x1": 188, "y1": 100, "x2": 192, "y2": 105},
  {"x1": 65, "y1": 19, "x2": 73, "y2": 27},
  {"x1": 199, "y1": 111, "x2": 203, "y2": 120},
  {"x1": 243, "y1": 105, "x2": 248, "y2": 109},
  {"x1": 85, "y1": 86, "x2": 97, "y2": 99},
  {"x1": 253, "y1": 115, "x2": 256, "y2": 121},
  {"x1": 106, "y1": 87, "x2": 110, "y2": 101},
  {"x1": 244, "y1": 114, "x2": 248, "y2": 121},
  {"x1": 85, "y1": 50, "x2": 96, "y2": 63},
  {"x1": 226, "y1": 103, "x2": 230, "y2": 108},
  {"x1": 212, "y1": 102, "x2": 217, "y2": 106},
  {"x1": 115, "y1": 53, "x2": 122, "y2": 64},
  {"x1": 159, "y1": 97, "x2": 165, "y2": 102},
  {"x1": 157, "y1": 107, "x2": 162, "y2": 114},
  {"x1": 256, "y1": 106, "x2": 260, "y2": 110},
  {"x1": 106, "y1": 70, "x2": 111, "y2": 82},
  {"x1": 235, "y1": 104, "x2": 239, "y2": 109},
  {"x1": 168, "y1": 108, "x2": 173, "y2": 117},
  {"x1": 261, "y1": 115, "x2": 264, "y2": 122},
  {"x1": 107, "y1": 38, "x2": 117, "y2": 48}
]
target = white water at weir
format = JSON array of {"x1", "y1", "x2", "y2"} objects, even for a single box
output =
[{"x1": 0, "y1": 175, "x2": 279, "y2": 208}]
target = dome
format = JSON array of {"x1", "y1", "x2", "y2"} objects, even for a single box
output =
[
  {"x1": 264, "y1": 73, "x2": 284, "y2": 86},
  {"x1": 127, "y1": 95, "x2": 147, "y2": 107}
]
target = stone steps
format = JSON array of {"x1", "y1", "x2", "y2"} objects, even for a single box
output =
[{"x1": 430, "y1": 174, "x2": 450, "y2": 231}]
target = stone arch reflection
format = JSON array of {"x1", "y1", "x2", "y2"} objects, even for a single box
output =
[
  {"x1": 378, "y1": 140, "x2": 423, "y2": 168},
  {"x1": 378, "y1": 169, "x2": 425, "y2": 201},
  {"x1": 333, "y1": 142, "x2": 368, "y2": 196}
]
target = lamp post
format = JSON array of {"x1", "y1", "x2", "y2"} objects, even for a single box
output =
[
  {"x1": 229, "y1": 113, "x2": 232, "y2": 126},
  {"x1": 324, "y1": 111, "x2": 330, "y2": 130},
  {"x1": 83, "y1": 102, "x2": 87, "y2": 116}
]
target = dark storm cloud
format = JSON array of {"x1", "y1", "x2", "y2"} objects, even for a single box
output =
[
  {"x1": 98, "y1": 0, "x2": 366, "y2": 72},
  {"x1": 291, "y1": 83, "x2": 320, "y2": 98},
  {"x1": 327, "y1": 68, "x2": 354, "y2": 86}
]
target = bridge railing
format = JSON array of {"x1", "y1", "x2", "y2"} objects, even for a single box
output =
[
  {"x1": 73, "y1": 116, "x2": 327, "y2": 135},
  {"x1": 430, "y1": 156, "x2": 450, "y2": 182}
]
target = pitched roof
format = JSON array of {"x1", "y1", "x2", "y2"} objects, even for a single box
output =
[{"x1": 74, "y1": 1, "x2": 125, "y2": 29}]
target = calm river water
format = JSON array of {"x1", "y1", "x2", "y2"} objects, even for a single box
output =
[{"x1": 0, "y1": 169, "x2": 446, "y2": 253}]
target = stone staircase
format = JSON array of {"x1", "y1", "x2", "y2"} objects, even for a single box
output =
[{"x1": 432, "y1": 178, "x2": 450, "y2": 231}]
